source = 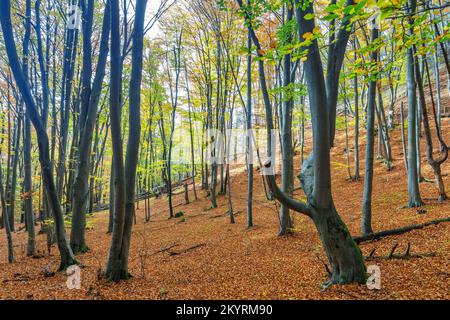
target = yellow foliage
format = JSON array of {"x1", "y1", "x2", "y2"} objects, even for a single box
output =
[{"x1": 302, "y1": 32, "x2": 313, "y2": 41}]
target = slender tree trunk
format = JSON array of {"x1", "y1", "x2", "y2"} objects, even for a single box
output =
[
  {"x1": 377, "y1": 86, "x2": 392, "y2": 168},
  {"x1": 118, "y1": 0, "x2": 147, "y2": 277},
  {"x1": 353, "y1": 41, "x2": 360, "y2": 181},
  {"x1": 7, "y1": 111, "x2": 21, "y2": 231},
  {"x1": 184, "y1": 64, "x2": 198, "y2": 201},
  {"x1": 24, "y1": 108, "x2": 35, "y2": 256},
  {"x1": 105, "y1": 0, "x2": 127, "y2": 280},
  {"x1": 0, "y1": 156, "x2": 13, "y2": 263},
  {"x1": 70, "y1": 0, "x2": 111, "y2": 254},
  {"x1": 21, "y1": 0, "x2": 35, "y2": 257},
  {"x1": 107, "y1": 161, "x2": 115, "y2": 234},
  {"x1": 105, "y1": 0, "x2": 147, "y2": 281},
  {"x1": 279, "y1": 5, "x2": 294, "y2": 236},
  {"x1": 434, "y1": 50, "x2": 442, "y2": 135},
  {"x1": 361, "y1": 26, "x2": 379, "y2": 236},
  {"x1": 246, "y1": 25, "x2": 253, "y2": 228},
  {"x1": 406, "y1": 0, "x2": 424, "y2": 208},
  {"x1": 57, "y1": 9, "x2": 79, "y2": 202},
  {"x1": 400, "y1": 102, "x2": 409, "y2": 171}
]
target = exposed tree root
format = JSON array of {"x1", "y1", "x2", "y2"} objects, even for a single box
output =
[
  {"x1": 364, "y1": 242, "x2": 436, "y2": 261},
  {"x1": 354, "y1": 217, "x2": 450, "y2": 244}
]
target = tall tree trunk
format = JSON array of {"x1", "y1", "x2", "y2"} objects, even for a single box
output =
[
  {"x1": 376, "y1": 86, "x2": 392, "y2": 168},
  {"x1": 185, "y1": 64, "x2": 198, "y2": 201},
  {"x1": 279, "y1": 5, "x2": 294, "y2": 236},
  {"x1": 353, "y1": 38, "x2": 360, "y2": 181},
  {"x1": 22, "y1": 0, "x2": 35, "y2": 257},
  {"x1": 70, "y1": 0, "x2": 111, "y2": 254},
  {"x1": 8, "y1": 111, "x2": 22, "y2": 231},
  {"x1": 405, "y1": 0, "x2": 424, "y2": 208},
  {"x1": 105, "y1": 0, "x2": 126, "y2": 280},
  {"x1": 118, "y1": 0, "x2": 147, "y2": 277},
  {"x1": 105, "y1": 0, "x2": 147, "y2": 281},
  {"x1": 0, "y1": 155, "x2": 13, "y2": 263},
  {"x1": 246, "y1": 24, "x2": 253, "y2": 228},
  {"x1": 57, "y1": 7, "x2": 79, "y2": 202},
  {"x1": 400, "y1": 102, "x2": 409, "y2": 171},
  {"x1": 24, "y1": 107, "x2": 35, "y2": 256},
  {"x1": 361, "y1": 26, "x2": 379, "y2": 236}
]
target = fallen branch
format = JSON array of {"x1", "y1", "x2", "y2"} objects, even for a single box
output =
[
  {"x1": 354, "y1": 217, "x2": 450, "y2": 244},
  {"x1": 365, "y1": 252, "x2": 436, "y2": 261},
  {"x1": 210, "y1": 214, "x2": 226, "y2": 219},
  {"x1": 209, "y1": 210, "x2": 242, "y2": 219},
  {"x1": 367, "y1": 248, "x2": 376, "y2": 258},
  {"x1": 168, "y1": 243, "x2": 206, "y2": 256},
  {"x1": 3, "y1": 273, "x2": 31, "y2": 282},
  {"x1": 150, "y1": 243, "x2": 180, "y2": 256}
]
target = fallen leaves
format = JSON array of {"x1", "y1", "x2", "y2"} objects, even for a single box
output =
[{"x1": 0, "y1": 117, "x2": 449, "y2": 300}]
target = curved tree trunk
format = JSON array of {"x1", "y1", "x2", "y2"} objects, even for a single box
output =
[
  {"x1": 237, "y1": 0, "x2": 366, "y2": 286},
  {"x1": 70, "y1": 0, "x2": 111, "y2": 254},
  {"x1": 416, "y1": 53, "x2": 449, "y2": 203},
  {"x1": 312, "y1": 205, "x2": 366, "y2": 284}
]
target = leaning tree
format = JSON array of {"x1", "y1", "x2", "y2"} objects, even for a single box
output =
[{"x1": 236, "y1": 0, "x2": 367, "y2": 286}]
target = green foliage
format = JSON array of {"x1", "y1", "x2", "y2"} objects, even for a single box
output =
[
  {"x1": 175, "y1": 211, "x2": 185, "y2": 218},
  {"x1": 270, "y1": 82, "x2": 307, "y2": 102}
]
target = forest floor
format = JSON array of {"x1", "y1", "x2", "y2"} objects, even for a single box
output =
[{"x1": 1, "y1": 94, "x2": 450, "y2": 299}]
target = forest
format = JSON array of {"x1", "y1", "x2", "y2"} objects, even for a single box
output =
[{"x1": 0, "y1": 0, "x2": 449, "y2": 301}]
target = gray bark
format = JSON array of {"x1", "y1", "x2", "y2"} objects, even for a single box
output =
[
  {"x1": 105, "y1": 0, "x2": 147, "y2": 281},
  {"x1": 406, "y1": 0, "x2": 424, "y2": 208},
  {"x1": 279, "y1": 5, "x2": 295, "y2": 236},
  {"x1": 246, "y1": 25, "x2": 253, "y2": 228},
  {"x1": 237, "y1": 0, "x2": 366, "y2": 286},
  {"x1": 70, "y1": 0, "x2": 111, "y2": 254},
  {"x1": 361, "y1": 27, "x2": 378, "y2": 236},
  {"x1": 105, "y1": 0, "x2": 127, "y2": 280}
]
